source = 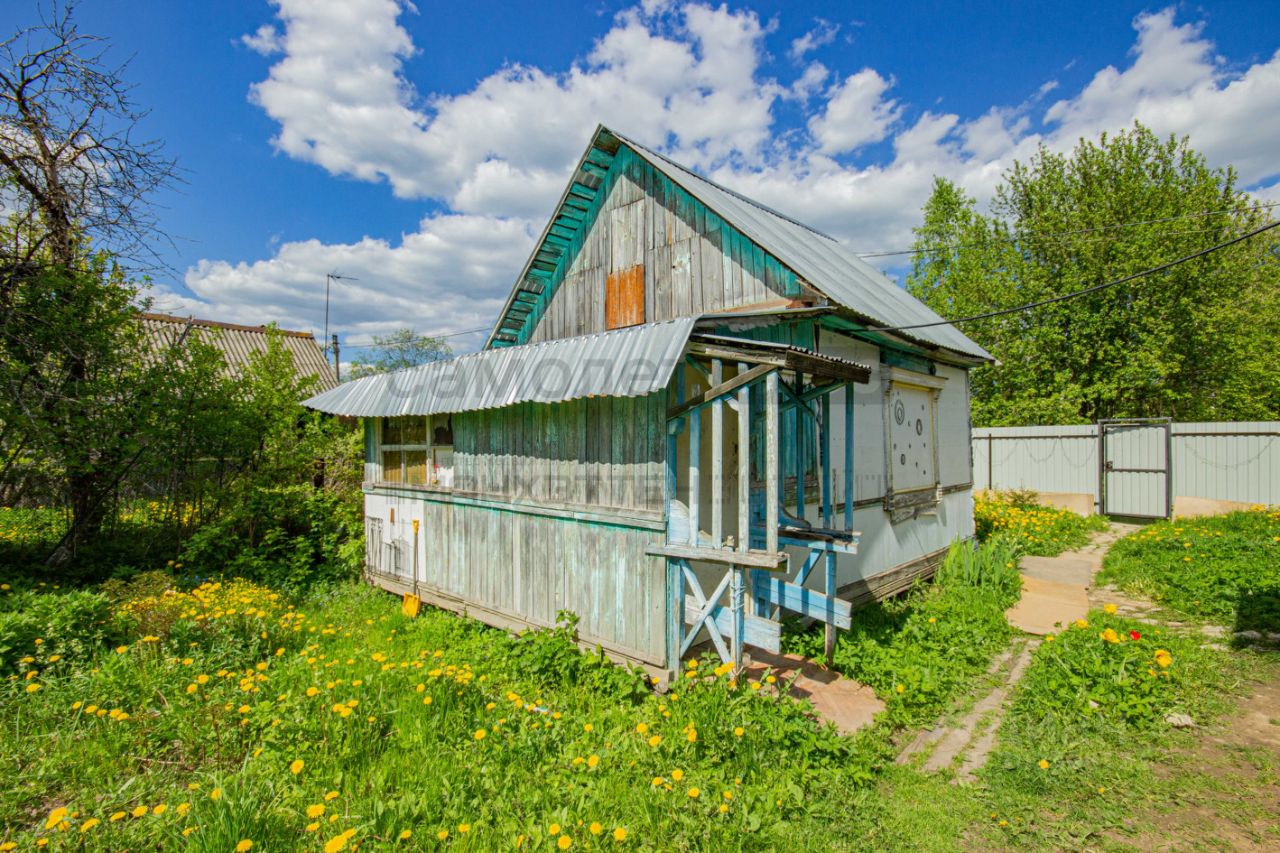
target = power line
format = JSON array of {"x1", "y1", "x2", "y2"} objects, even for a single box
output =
[
  {"x1": 853, "y1": 201, "x2": 1280, "y2": 259},
  {"x1": 864, "y1": 218, "x2": 1280, "y2": 335}
]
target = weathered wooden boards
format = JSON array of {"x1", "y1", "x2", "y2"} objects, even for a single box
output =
[{"x1": 527, "y1": 147, "x2": 800, "y2": 345}]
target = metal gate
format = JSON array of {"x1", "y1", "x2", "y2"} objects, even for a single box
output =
[{"x1": 1099, "y1": 418, "x2": 1172, "y2": 518}]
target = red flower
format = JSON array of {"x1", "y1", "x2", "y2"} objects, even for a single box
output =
[{"x1": 1129, "y1": 630, "x2": 1141, "y2": 641}]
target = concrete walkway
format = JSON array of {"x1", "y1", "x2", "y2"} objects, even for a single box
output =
[{"x1": 1006, "y1": 525, "x2": 1136, "y2": 635}]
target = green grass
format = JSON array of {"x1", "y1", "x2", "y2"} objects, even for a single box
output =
[
  {"x1": 1099, "y1": 508, "x2": 1280, "y2": 631},
  {"x1": 784, "y1": 535, "x2": 1024, "y2": 728},
  {"x1": 1, "y1": 577, "x2": 894, "y2": 851}
]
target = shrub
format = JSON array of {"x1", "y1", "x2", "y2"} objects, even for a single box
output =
[
  {"x1": 178, "y1": 485, "x2": 362, "y2": 590},
  {"x1": 0, "y1": 587, "x2": 119, "y2": 675}
]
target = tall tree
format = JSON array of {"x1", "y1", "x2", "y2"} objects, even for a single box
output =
[
  {"x1": 907, "y1": 123, "x2": 1280, "y2": 426},
  {"x1": 0, "y1": 3, "x2": 177, "y2": 554},
  {"x1": 348, "y1": 329, "x2": 452, "y2": 379}
]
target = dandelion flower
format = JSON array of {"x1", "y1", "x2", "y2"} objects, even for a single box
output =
[
  {"x1": 688, "y1": 787, "x2": 701, "y2": 799},
  {"x1": 81, "y1": 817, "x2": 101, "y2": 832},
  {"x1": 109, "y1": 812, "x2": 126, "y2": 822},
  {"x1": 210, "y1": 788, "x2": 222, "y2": 801},
  {"x1": 153, "y1": 804, "x2": 167, "y2": 815},
  {"x1": 612, "y1": 827, "x2": 628, "y2": 841},
  {"x1": 587, "y1": 754, "x2": 599, "y2": 768},
  {"x1": 307, "y1": 804, "x2": 326, "y2": 819},
  {"x1": 558, "y1": 836, "x2": 573, "y2": 850},
  {"x1": 290, "y1": 759, "x2": 304, "y2": 774},
  {"x1": 1037, "y1": 759, "x2": 1050, "y2": 769},
  {"x1": 458, "y1": 823, "x2": 470, "y2": 833},
  {"x1": 131, "y1": 805, "x2": 148, "y2": 818},
  {"x1": 1103, "y1": 603, "x2": 1118, "y2": 615},
  {"x1": 324, "y1": 790, "x2": 340, "y2": 801},
  {"x1": 44, "y1": 807, "x2": 69, "y2": 829},
  {"x1": 549, "y1": 823, "x2": 561, "y2": 835},
  {"x1": 236, "y1": 841, "x2": 253, "y2": 852},
  {"x1": 436, "y1": 830, "x2": 449, "y2": 841},
  {"x1": 635, "y1": 722, "x2": 648, "y2": 734},
  {"x1": 398, "y1": 829, "x2": 412, "y2": 840},
  {"x1": 590, "y1": 822, "x2": 603, "y2": 835},
  {"x1": 647, "y1": 734, "x2": 661, "y2": 747},
  {"x1": 733, "y1": 726, "x2": 744, "y2": 737}
]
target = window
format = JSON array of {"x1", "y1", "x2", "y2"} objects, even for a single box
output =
[
  {"x1": 377, "y1": 416, "x2": 454, "y2": 487},
  {"x1": 605, "y1": 264, "x2": 644, "y2": 329},
  {"x1": 883, "y1": 367, "x2": 946, "y2": 521}
]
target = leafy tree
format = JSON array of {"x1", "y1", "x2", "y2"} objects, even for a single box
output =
[
  {"x1": 907, "y1": 123, "x2": 1280, "y2": 426},
  {"x1": 348, "y1": 328, "x2": 452, "y2": 379},
  {"x1": 0, "y1": 4, "x2": 176, "y2": 552}
]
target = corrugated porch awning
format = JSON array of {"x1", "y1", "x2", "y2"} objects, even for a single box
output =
[{"x1": 303, "y1": 318, "x2": 873, "y2": 418}]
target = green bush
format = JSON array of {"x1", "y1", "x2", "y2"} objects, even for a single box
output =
[
  {"x1": 1099, "y1": 508, "x2": 1280, "y2": 630},
  {"x1": 0, "y1": 587, "x2": 121, "y2": 675},
  {"x1": 178, "y1": 485, "x2": 363, "y2": 590},
  {"x1": 975, "y1": 490, "x2": 1107, "y2": 556}
]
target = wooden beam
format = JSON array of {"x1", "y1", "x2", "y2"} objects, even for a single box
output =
[
  {"x1": 844, "y1": 384, "x2": 855, "y2": 533},
  {"x1": 765, "y1": 370, "x2": 779, "y2": 554},
  {"x1": 689, "y1": 399, "x2": 700, "y2": 547},
  {"x1": 737, "y1": 364, "x2": 750, "y2": 554},
  {"x1": 710, "y1": 359, "x2": 723, "y2": 547},
  {"x1": 683, "y1": 599, "x2": 780, "y2": 655},
  {"x1": 645, "y1": 543, "x2": 788, "y2": 570},
  {"x1": 666, "y1": 363, "x2": 773, "y2": 421},
  {"x1": 753, "y1": 576, "x2": 852, "y2": 630}
]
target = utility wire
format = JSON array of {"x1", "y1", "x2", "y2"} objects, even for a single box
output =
[
  {"x1": 853, "y1": 200, "x2": 1280, "y2": 259},
  {"x1": 864, "y1": 218, "x2": 1280, "y2": 334}
]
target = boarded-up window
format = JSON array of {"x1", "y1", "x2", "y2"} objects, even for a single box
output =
[{"x1": 606, "y1": 265, "x2": 645, "y2": 329}]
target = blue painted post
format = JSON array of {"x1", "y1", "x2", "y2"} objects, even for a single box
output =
[
  {"x1": 844, "y1": 384, "x2": 855, "y2": 532},
  {"x1": 689, "y1": 403, "x2": 701, "y2": 547},
  {"x1": 820, "y1": 392, "x2": 832, "y2": 528},
  {"x1": 794, "y1": 375, "x2": 805, "y2": 522},
  {"x1": 665, "y1": 369, "x2": 686, "y2": 680}
]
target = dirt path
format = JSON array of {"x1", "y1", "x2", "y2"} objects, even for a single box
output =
[{"x1": 1114, "y1": 670, "x2": 1280, "y2": 851}]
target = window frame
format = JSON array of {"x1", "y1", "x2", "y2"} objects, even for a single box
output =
[{"x1": 375, "y1": 416, "x2": 452, "y2": 488}]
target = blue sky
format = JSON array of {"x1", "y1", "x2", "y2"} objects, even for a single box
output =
[{"x1": 22, "y1": 1, "x2": 1280, "y2": 356}]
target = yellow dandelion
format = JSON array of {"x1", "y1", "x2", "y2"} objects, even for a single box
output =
[
  {"x1": 613, "y1": 827, "x2": 628, "y2": 841},
  {"x1": 307, "y1": 804, "x2": 326, "y2": 819},
  {"x1": 235, "y1": 841, "x2": 253, "y2": 852},
  {"x1": 558, "y1": 836, "x2": 573, "y2": 850},
  {"x1": 688, "y1": 787, "x2": 701, "y2": 799},
  {"x1": 1037, "y1": 759, "x2": 1050, "y2": 769},
  {"x1": 290, "y1": 759, "x2": 304, "y2": 774},
  {"x1": 590, "y1": 822, "x2": 603, "y2": 835}
]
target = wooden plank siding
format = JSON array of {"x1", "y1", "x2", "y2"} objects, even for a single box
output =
[
  {"x1": 526, "y1": 147, "x2": 803, "y2": 345},
  {"x1": 451, "y1": 393, "x2": 666, "y2": 513},
  {"x1": 367, "y1": 490, "x2": 668, "y2": 665}
]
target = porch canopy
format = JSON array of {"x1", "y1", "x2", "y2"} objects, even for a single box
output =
[{"x1": 302, "y1": 317, "x2": 869, "y2": 418}]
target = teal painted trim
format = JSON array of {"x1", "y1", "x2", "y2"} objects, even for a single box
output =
[
  {"x1": 361, "y1": 485, "x2": 665, "y2": 532},
  {"x1": 363, "y1": 418, "x2": 375, "y2": 464},
  {"x1": 881, "y1": 348, "x2": 934, "y2": 375}
]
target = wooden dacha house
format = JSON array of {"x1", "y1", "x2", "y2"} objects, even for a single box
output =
[{"x1": 304, "y1": 126, "x2": 992, "y2": 679}]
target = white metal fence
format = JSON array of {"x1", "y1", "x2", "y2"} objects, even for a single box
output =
[{"x1": 972, "y1": 420, "x2": 1280, "y2": 518}]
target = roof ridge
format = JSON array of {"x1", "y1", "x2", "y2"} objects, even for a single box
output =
[
  {"x1": 140, "y1": 312, "x2": 318, "y2": 340},
  {"x1": 605, "y1": 127, "x2": 838, "y2": 242}
]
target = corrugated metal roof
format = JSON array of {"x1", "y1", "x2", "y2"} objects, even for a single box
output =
[
  {"x1": 303, "y1": 317, "x2": 696, "y2": 417},
  {"x1": 140, "y1": 313, "x2": 337, "y2": 391},
  {"x1": 608, "y1": 128, "x2": 991, "y2": 361}
]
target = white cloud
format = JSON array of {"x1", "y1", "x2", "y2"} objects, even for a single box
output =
[
  {"x1": 789, "y1": 19, "x2": 838, "y2": 61},
  {"x1": 807, "y1": 69, "x2": 901, "y2": 154},
  {"x1": 178, "y1": 2, "x2": 1280, "y2": 350},
  {"x1": 158, "y1": 214, "x2": 534, "y2": 346}
]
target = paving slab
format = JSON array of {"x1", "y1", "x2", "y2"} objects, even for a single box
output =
[
  {"x1": 744, "y1": 650, "x2": 884, "y2": 735},
  {"x1": 1007, "y1": 574, "x2": 1090, "y2": 635},
  {"x1": 1019, "y1": 555, "x2": 1097, "y2": 587}
]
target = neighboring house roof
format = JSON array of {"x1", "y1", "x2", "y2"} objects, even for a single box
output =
[
  {"x1": 140, "y1": 313, "x2": 337, "y2": 392},
  {"x1": 304, "y1": 318, "x2": 696, "y2": 417},
  {"x1": 485, "y1": 125, "x2": 991, "y2": 361}
]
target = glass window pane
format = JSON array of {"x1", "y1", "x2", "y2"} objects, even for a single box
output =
[
  {"x1": 404, "y1": 450, "x2": 428, "y2": 484},
  {"x1": 382, "y1": 418, "x2": 402, "y2": 445},
  {"x1": 381, "y1": 450, "x2": 402, "y2": 482},
  {"x1": 402, "y1": 418, "x2": 428, "y2": 444}
]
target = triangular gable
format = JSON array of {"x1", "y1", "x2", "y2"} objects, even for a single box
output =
[{"x1": 485, "y1": 126, "x2": 990, "y2": 361}]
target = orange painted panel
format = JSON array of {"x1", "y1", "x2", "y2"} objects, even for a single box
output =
[{"x1": 606, "y1": 265, "x2": 645, "y2": 329}]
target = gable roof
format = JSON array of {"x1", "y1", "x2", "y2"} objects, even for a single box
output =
[
  {"x1": 140, "y1": 313, "x2": 337, "y2": 392},
  {"x1": 485, "y1": 125, "x2": 991, "y2": 361}
]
